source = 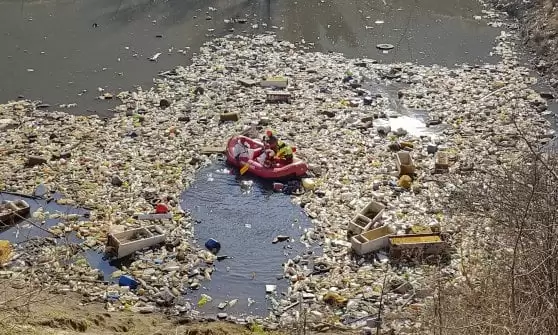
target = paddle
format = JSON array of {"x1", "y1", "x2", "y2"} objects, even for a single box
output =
[{"x1": 240, "y1": 163, "x2": 250, "y2": 175}]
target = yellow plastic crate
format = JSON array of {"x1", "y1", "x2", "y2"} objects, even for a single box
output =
[{"x1": 389, "y1": 234, "x2": 441, "y2": 245}]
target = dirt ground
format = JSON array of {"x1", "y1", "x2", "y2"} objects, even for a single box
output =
[{"x1": 0, "y1": 287, "x2": 358, "y2": 335}]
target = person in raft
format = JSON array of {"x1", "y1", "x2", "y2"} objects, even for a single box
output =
[
  {"x1": 262, "y1": 129, "x2": 278, "y2": 146},
  {"x1": 268, "y1": 137, "x2": 294, "y2": 164},
  {"x1": 260, "y1": 130, "x2": 294, "y2": 166}
]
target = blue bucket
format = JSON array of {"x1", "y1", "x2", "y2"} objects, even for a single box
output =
[
  {"x1": 205, "y1": 238, "x2": 221, "y2": 253},
  {"x1": 118, "y1": 275, "x2": 139, "y2": 290}
]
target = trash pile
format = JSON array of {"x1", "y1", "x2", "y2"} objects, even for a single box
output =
[{"x1": 0, "y1": 8, "x2": 555, "y2": 333}]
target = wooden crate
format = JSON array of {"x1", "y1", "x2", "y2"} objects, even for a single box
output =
[
  {"x1": 359, "y1": 200, "x2": 385, "y2": 222},
  {"x1": 395, "y1": 151, "x2": 415, "y2": 176},
  {"x1": 389, "y1": 233, "x2": 445, "y2": 259},
  {"x1": 348, "y1": 214, "x2": 372, "y2": 236},
  {"x1": 0, "y1": 200, "x2": 30, "y2": 226},
  {"x1": 348, "y1": 200, "x2": 385, "y2": 236},
  {"x1": 435, "y1": 151, "x2": 449, "y2": 172},
  {"x1": 266, "y1": 91, "x2": 291, "y2": 103},
  {"x1": 351, "y1": 225, "x2": 394, "y2": 255},
  {"x1": 107, "y1": 225, "x2": 166, "y2": 259}
]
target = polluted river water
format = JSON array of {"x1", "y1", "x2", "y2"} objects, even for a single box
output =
[
  {"x1": 0, "y1": 0, "x2": 514, "y2": 320},
  {"x1": 0, "y1": 0, "x2": 498, "y2": 115},
  {"x1": 180, "y1": 161, "x2": 320, "y2": 315},
  {"x1": 0, "y1": 191, "x2": 123, "y2": 280}
]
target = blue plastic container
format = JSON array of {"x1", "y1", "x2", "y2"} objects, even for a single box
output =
[
  {"x1": 118, "y1": 275, "x2": 139, "y2": 290},
  {"x1": 205, "y1": 238, "x2": 221, "y2": 253}
]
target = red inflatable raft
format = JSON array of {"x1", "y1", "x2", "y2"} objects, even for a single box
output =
[{"x1": 226, "y1": 135, "x2": 308, "y2": 179}]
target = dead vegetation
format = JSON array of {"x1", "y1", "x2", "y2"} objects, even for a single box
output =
[
  {"x1": 0, "y1": 286, "x2": 360, "y2": 335},
  {"x1": 421, "y1": 126, "x2": 558, "y2": 334}
]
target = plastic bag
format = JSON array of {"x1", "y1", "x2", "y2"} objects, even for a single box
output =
[{"x1": 197, "y1": 293, "x2": 212, "y2": 307}]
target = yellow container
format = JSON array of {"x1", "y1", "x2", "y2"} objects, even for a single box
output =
[
  {"x1": 0, "y1": 240, "x2": 12, "y2": 264},
  {"x1": 400, "y1": 141, "x2": 414, "y2": 149},
  {"x1": 302, "y1": 178, "x2": 316, "y2": 190},
  {"x1": 389, "y1": 235, "x2": 441, "y2": 245},
  {"x1": 398, "y1": 175, "x2": 412, "y2": 189}
]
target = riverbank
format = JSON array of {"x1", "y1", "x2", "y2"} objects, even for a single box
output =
[
  {"x1": 0, "y1": 5, "x2": 555, "y2": 335},
  {"x1": 0, "y1": 288, "x2": 303, "y2": 335},
  {"x1": 491, "y1": 0, "x2": 558, "y2": 90}
]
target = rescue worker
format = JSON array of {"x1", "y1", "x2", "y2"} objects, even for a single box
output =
[
  {"x1": 257, "y1": 129, "x2": 278, "y2": 167},
  {"x1": 268, "y1": 137, "x2": 294, "y2": 164},
  {"x1": 263, "y1": 129, "x2": 278, "y2": 147}
]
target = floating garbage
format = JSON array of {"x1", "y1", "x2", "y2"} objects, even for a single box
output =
[
  {"x1": 106, "y1": 225, "x2": 166, "y2": 259},
  {"x1": 394, "y1": 151, "x2": 416, "y2": 176},
  {"x1": 397, "y1": 175, "x2": 412, "y2": 189},
  {"x1": 118, "y1": 275, "x2": 139, "y2": 289},
  {"x1": 148, "y1": 52, "x2": 161, "y2": 61},
  {"x1": 0, "y1": 240, "x2": 12, "y2": 264},
  {"x1": 389, "y1": 233, "x2": 446, "y2": 259},
  {"x1": 205, "y1": 238, "x2": 221, "y2": 254},
  {"x1": 272, "y1": 235, "x2": 290, "y2": 244},
  {"x1": 155, "y1": 203, "x2": 169, "y2": 214},
  {"x1": 323, "y1": 292, "x2": 348, "y2": 306},
  {"x1": 197, "y1": 294, "x2": 212, "y2": 307},
  {"x1": 0, "y1": 199, "x2": 30, "y2": 226},
  {"x1": 351, "y1": 225, "x2": 394, "y2": 255},
  {"x1": 301, "y1": 178, "x2": 316, "y2": 190},
  {"x1": 0, "y1": 24, "x2": 553, "y2": 329},
  {"x1": 266, "y1": 91, "x2": 291, "y2": 103},
  {"x1": 273, "y1": 182, "x2": 284, "y2": 192},
  {"x1": 260, "y1": 77, "x2": 288, "y2": 88},
  {"x1": 376, "y1": 43, "x2": 394, "y2": 50}
]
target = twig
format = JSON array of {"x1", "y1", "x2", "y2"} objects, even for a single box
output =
[
  {"x1": 282, "y1": 301, "x2": 300, "y2": 312},
  {"x1": 400, "y1": 290, "x2": 416, "y2": 309},
  {"x1": 0, "y1": 191, "x2": 42, "y2": 200},
  {"x1": 11, "y1": 213, "x2": 57, "y2": 237},
  {"x1": 480, "y1": 86, "x2": 507, "y2": 101},
  {"x1": 376, "y1": 267, "x2": 389, "y2": 335},
  {"x1": 512, "y1": 117, "x2": 558, "y2": 182}
]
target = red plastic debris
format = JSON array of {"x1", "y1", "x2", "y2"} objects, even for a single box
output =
[{"x1": 155, "y1": 203, "x2": 169, "y2": 214}]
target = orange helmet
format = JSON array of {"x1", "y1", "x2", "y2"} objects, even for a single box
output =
[{"x1": 266, "y1": 129, "x2": 273, "y2": 137}]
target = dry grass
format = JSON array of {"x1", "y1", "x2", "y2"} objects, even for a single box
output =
[
  {"x1": 0, "y1": 286, "x2": 360, "y2": 335},
  {"x1": 421, "y1": 122, "x2": 558, "y2": 334}
]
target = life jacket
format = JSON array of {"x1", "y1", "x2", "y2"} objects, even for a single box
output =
[{"x1": 276, "y1": 141, "x2": 293, "y2": 158}]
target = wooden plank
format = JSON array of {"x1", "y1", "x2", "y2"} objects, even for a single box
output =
[
  {"x1": 220, "y1": 112, "x2": 240, "y2": 122},
  {"x1": 201, "y1": 146, "x2": 226, "y2": 155},
  {"x1": 261, "y1": 77, "x2": 288, "y2": 88},
  {"x1": 134, "y1": 213, "x2": 173, "y2": 221}
]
